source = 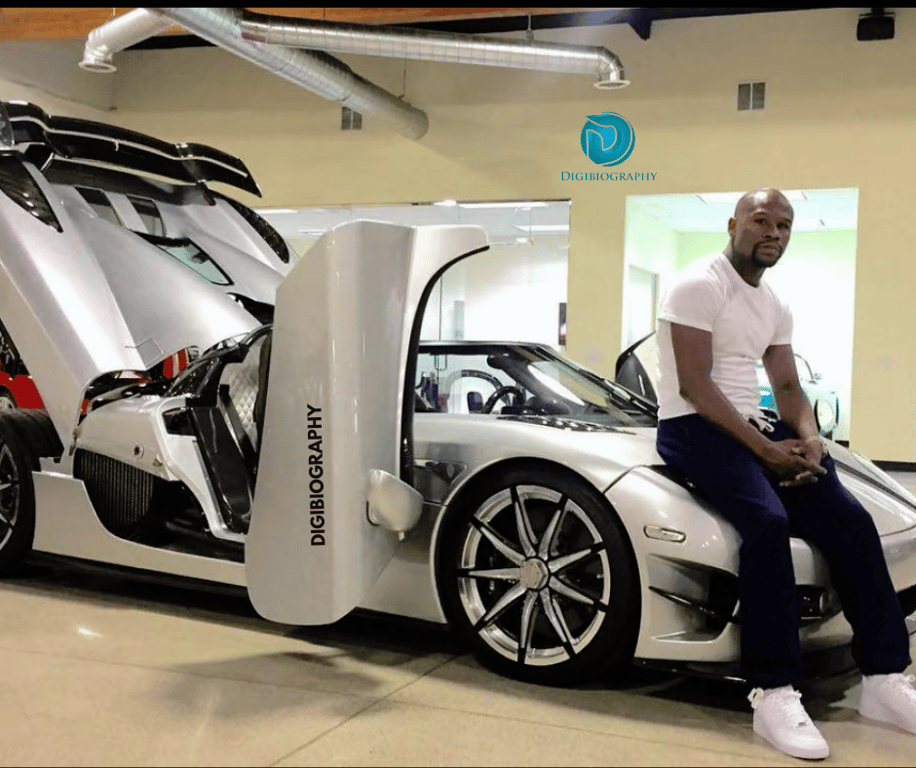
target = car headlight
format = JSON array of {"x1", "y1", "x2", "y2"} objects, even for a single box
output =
[{"x1": 814, "y1": 399, "x2": 836, "y2": 432}]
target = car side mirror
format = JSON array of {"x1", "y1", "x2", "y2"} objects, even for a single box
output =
[{"x1": 467, "y1": 391, "x2": 483, "y2": 412}]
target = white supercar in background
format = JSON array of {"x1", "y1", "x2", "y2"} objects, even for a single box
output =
[{"x1": 0, "y1": 102, "x2": 914, "y2": 686}]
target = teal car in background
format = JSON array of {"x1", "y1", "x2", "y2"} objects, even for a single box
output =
[
  {"x1": 615, "y1": 334, "x2": 841, "y2": 439},
  {"x1": 756, "y1": 355, "x2": 840, "y2": 438}
]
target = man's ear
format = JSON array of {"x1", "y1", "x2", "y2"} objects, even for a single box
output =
[{"x1": 727, "y1": 217, "x2": 736, "y2": 238}]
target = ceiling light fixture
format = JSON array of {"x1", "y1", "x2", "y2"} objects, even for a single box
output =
[
  {"x1": 458, "y1": 201, "x2": 549, "y2": 209},
  {"x1": 857, "y1": 9, "x2": 895, "y2": 41},
  {"x1": 257, "y1": 208, "x2": 299, "y2": 215},
  {"x1": 696, "y1": 192, "x2": 742, "y2": 205},
  {"x1": 513, "y1": 224, "x2": 569, "y2": 233},
  {"x1": 433, "y1": 198, "x2": 458, "y2": 207},
  {"x1": 697, "y1": 190, "x2": 807, "y2": 205}
]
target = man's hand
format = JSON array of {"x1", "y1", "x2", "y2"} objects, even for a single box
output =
[
  {"x1": 780, "y1": 436, "x2": 826, "y2": 487},
  {"x1": 762, "y1": 344, "x2": 825, "y2": 487},
  {"x1": 758, "y1": 439, "x2": 826, "y2": 487}
]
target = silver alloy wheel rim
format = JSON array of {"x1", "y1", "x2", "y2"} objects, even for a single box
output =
[
  {"x1": 457, "y1": 484, "x2": 612, "y2": 667},
  {"x1": 0, "y1": 443, "x2": 20, "y2": 549},
  {"x1": 0, "y1": 395, "x2": 14, "y2": 410}
]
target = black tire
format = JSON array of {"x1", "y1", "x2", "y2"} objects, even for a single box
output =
[
  {"x1": 436, "y1": 466, "x2": 640, "y2": 686},
  {"x1": 0, "y1": 410, "x2": 62, "y2": 575}
]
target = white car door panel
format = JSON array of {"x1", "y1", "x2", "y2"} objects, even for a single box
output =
[{"x1": 246, "y1": 221, "x2": 487, "y2": 625}]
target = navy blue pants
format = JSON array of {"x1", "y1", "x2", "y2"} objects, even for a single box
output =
[{"x1": 656, "y1": 414, "x2": 911, "y2": 689}]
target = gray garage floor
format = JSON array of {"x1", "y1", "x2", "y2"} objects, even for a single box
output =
[{"x1": 0, "y1": 474, "x2": 914, "y2": 767}]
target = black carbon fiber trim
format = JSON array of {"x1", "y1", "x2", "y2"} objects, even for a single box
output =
[
  {"x1": 1, "y1": 102, "x2": 261, "y2": 196},
  {"x1": 73, "y1": 450, "x2": 155, "y2": 536}
]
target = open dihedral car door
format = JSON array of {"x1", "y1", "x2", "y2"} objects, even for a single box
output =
[{"x1": 246, "y1": 221, "x2": 488, "y2": 625}]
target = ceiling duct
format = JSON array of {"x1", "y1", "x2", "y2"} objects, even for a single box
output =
[
  {"x1": 80, "y1": 8, "x2": 175, "y2": 73},
  {"x1": 75, "y1": 8, "x2": 425, "y2": 140},
  {"x1": 149, "y1": 8, "x2": 427, "y2": 140},
  {"x1": 239, "y1": 11, "x2": 629, "y2": 90}
]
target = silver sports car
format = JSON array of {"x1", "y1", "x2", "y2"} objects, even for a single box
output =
[{"x1": 1, "y1": 102, "x2": 914, "y2": 687}]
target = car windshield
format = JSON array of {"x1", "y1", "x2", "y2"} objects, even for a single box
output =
[
  {"x1": 416, "y1": 343, "x2": 657, "y2": 427},
  {"x1": 139, "y1": 234, "x2": 233, "y2": 286}
]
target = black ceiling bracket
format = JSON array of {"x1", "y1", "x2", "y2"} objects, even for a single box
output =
[{"x1": 629, "y1": 15, "x2": 653, "y2": 41}]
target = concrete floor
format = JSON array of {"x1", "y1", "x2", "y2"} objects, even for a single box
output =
[{"x1": 1, "y1": 474, "x2": 915, "y2": 766}]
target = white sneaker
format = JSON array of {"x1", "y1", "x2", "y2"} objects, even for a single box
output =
[
  {"x1": 748, "y1": 686, "x2": 830, "y2": 760},
  {"x1": 859, "y1": 673, "x2": 916, "y2": 735}
]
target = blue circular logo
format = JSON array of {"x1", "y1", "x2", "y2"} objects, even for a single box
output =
[{"x1": 580, "y1": 112, "x2": 635, "y2": 167}]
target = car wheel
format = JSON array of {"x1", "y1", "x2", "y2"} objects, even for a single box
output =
[
  {"x1": 0, "y1": 416, "x2": 39, "y2": 574},
  {"x1": 0, "y1": 411, "x2": 62, "y2": 575},
  {"x1": 436, "y1": 467, "x2": 640, "y2": 685},
  {"x1": 0, "y1": 391, "x2": 16, "y2": 409}
]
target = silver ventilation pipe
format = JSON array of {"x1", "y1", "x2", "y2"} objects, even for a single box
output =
[
  {"x1": 80, "y1": 8, "x2": 175, "y2": 73},
  {"x1": 148, "y1": 8, "x2": 429, "y2": 140},
  {"x1": 239, "y1": 12, "x2": 629, "y2": 90}
]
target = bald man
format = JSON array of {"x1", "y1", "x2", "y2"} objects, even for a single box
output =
[{"x1": 654, "y1": 188, "x2": 915, "y2": 759}]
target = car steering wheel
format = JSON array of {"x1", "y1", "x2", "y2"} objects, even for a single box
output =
[{"x1": 482, "y1": 385, "x2": 525, "y2": 413}]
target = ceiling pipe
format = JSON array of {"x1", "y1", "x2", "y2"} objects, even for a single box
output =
[
  {"x1": 239, "y1": 11, "x2": 629, "y2": 90},
  {"x1": 148, "y1": 8, "x2": 428, "y2": 140},
  {"x1": 79, "y1": 8, "x2": 175, "y2": 73}
]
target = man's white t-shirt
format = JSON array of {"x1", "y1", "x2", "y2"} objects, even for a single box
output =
[{"x1": 656, "y1": 252, "x2": 793, "y2": 421}]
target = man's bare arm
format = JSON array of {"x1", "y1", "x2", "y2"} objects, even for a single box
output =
[
  {"x1": 762, "y1": 343, "x2": 824, "y2": 484},
  {"x1": 762, "y1": 344, "x2": 819, "y2": 440},
  {"x1": 670, "y1": 323, "x2": 823, "y2": 480}
]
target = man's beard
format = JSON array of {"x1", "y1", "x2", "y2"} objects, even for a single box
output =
[{"x1": 751, "y1": 242, "x2": 782, "y2": 268}]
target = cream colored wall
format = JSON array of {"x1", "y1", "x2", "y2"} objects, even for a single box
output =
[
  {"x1": 4, "y1": 9, "x2": 915, "y2": 460},
  {"x1": 0, "y1": 40, "x2": 114, "y2": 116}
]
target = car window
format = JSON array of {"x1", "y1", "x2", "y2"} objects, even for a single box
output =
[
  {"x1": 416, "y1": 345, "x2": 655, "y2": 426},
  {"x1": 139, "y1": 234, "x2": 233, "y2": 286},
  {"x1": 416, "y1": 352, "x2": 513, "y2": 414},
  {"x1": 529, "y1": 359, "x2": 607, "y2": 411}
]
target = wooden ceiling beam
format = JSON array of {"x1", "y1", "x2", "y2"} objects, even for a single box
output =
[
  {"x1": 0, "y1": 8, "x2": 609, "y2": 42},
  {"x1": 247, "y1": 8, "x2": 599, "y2": 24}
]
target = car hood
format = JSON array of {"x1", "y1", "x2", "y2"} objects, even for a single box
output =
[
  {"x1": 0, "y1": 182, "x2": 263, "y2": 445},
  {"x1": 829, "y1": 443, "x2": 916, "y2": 536}
]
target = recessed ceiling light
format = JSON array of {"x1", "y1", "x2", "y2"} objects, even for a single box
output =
[
  {"x1": 696, "y1": 192, "x2": 743, "y2": 205},
  {"x1": 513, "y1": 224, "x2": 569, "y2": 233},
  {"x1": 697, "y1": 190, "x2": 808, "y2": 205},
  {"x1": 459, "y1": 201, "x2": 548, "y2": 209}
]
